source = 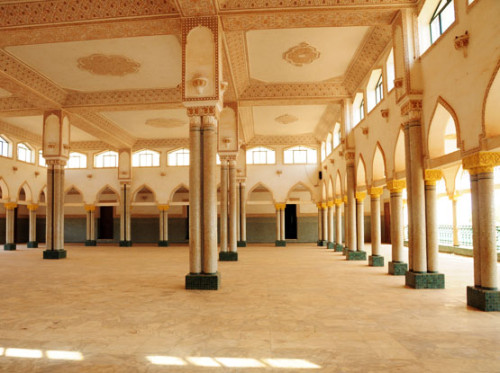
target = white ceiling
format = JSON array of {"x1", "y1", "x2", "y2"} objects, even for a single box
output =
[
  {"x1": 5, "y1": 36, "x2": 182, "y2": 92},
  {"x1": 246, "y1": 26, "x2": 369, "y2": 83},
  {"x1": 252, "y1": 105, "x2": 328, "y2": 136},
  {"x1": 101, "y1": 108, "x2": 190, "y2": 139}
]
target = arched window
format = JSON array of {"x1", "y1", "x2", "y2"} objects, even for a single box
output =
[
  {"x1": 0, "y1": 135, "x2": 11, "y2": 158},
  {"x1": 375, "y1": 75, "x2": 383, "y2": 104},
  {"x1": 326, "y1": 133, "x2": 332, "y2": 156},
  {"x1": 67, "y1": 152, "x2": 87, "y2": 169},
  {"x1": 94, "y1": 150, "x2": 118, "y2": 168},
  {"x1": 284, "y1": 146, "x2": 317, "y2": 165},
  {"x1": 38, "y1": 150, "x2": 46, "y2": 167},
  {"x1": 353, "y1": 92, "x2": 364, "y2": 126},
  {"x1": 366, "y1": 69, "x2": 383, "y2": 111},
  {"x1": 430, "y1": 0, "x2": 455, "y2": 44},
  {"x1": 17, "y1": 143, "x2": 34, "y2": 163},
  {"x1": 386, "y1": 49, "x2": 395, "y2": 92},
  {"x1": 246, "y1": 146, "x2": 275, "y2": 165},
  {"x1": 359, "y1": 100, "x2": 365, "y2": 120},
  {"x1": 167, "y1": 148, "x2": 189, "y2": 166},
  {"x1": 132, "y1": 149, "x2": 160, "y2": 167},
  {"x1": 333, "y1": 123, "x2": 341, "y2": 149}
]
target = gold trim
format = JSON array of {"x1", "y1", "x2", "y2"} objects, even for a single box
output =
[
  {"x1": 355, "y1": 192, "x2": 366, "y2": 202},
  {"x1": 369, "y1": 187, "x2": 383, "y2": 198},
  {"x1": 27, "y1": 204, "x2": 39, "y2": 211},
  {"x1": 84, "y1": 204, "x2": 96, "y2": 212},
  {"x1": 462, "y1": 152, "x2": 500, "y2": 175},
  {"x1": 158, "y1": 204, "x2": 170, "y2": 211},
  {"x1": 4, "y1": 202, "x2": 17, "y2": 210},
  {"x1": 386, "y1": 179, "x2": 406, "y2": 193},
  {"x1": 424, "y1": 169, "x2": 443, "y2": 185}
]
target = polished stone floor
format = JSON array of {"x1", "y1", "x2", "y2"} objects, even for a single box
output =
[{"x1": 0, "y1": 243, "x2": 499, "y2": 372}]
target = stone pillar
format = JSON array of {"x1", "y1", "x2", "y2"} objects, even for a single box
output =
[
  {"x1": 158, "y1": 205, "x2": 169, "y2": 247},
  {"x1": 119, "y1": 183, "x2": 132, "y2": 247},
  {"x1": 280, "y1": 204, "x2": 286, "y2": 241},
  {"x1": 403, "y1": 123, "x2": 413, "y2": 272},
  {"x1": 221, "y1": 157, "x2": 238, "y2": 261},
  {"x1": 463, "y1": 152, "x2": 500, "y2": 311},
  {"x1": 219, "y1": 158, "x2": 229, "y2": 256},
  {"x1": 343, "y1": 195, "x2": 348, "y2": 250},
  {"x1": 27, "y1": 204, "x2": 38, "y2": 248},
  {"x1": 188, "y1": 115, "x2": 202, "y2": 276},
  {"x1": 238, "y1": 181, "x2": 247, "y2": 247},
  {"x1": 317, "y1": 203, "x2": 325, "y2": 246},
  {"x1": 275, "y1": 203, "x2": 286, "y2": 246},
  {"x1": 387, "y1": 180, "x2": 407, "y2": 275},
  {"x1": 424, "y1": 170, "x2": 443, "y2": 273},
  {"x1": 451, "y1": 195, "x2": 460, "y2": 247},
  {"x1": 44, "y1": 160, "x2": 67, "y2": 259},
  {"x1": 322, "y1": 202, "x2": 328, "y2": 243},
  {"x1": 4, "y1": 202, "x2": 16, "y2": 250},
  {"x1": 84, "y1": 204, "x2": 96, "y2": 246},
  {"x1": 346, "y1": 153, "x2": 357, "y2": 259},
  {"x1": 369, "y1": 188, "x2": 384, "y2": 266},
  {"x1": 335, "y1": 199, "x2": 343, "y2": 251},
  {"x1": 327, "y1": 201, "x2": 335, "y2": 249},
  {"x1": 355, "y1": 192, "x2": 366, "y2": 255}
]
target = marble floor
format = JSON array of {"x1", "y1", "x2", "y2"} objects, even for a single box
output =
[{"x1": 0, "y1": 243, "x2": 499, "y2": 372}]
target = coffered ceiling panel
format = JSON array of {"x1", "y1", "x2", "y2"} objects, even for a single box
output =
[
  {"x1": 101, "y1": 108, "x2": 189, "y2": 140},
  {"x1": 5, "y1": 36, "x2": 181, "y2": 92},
  {"x1": 246, "y1": 26, "x2": 369, "y2": 83},
  {"x1": 252, "y1": 105, "x2": 328, "y2": 136}
]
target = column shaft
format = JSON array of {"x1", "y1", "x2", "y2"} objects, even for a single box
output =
[
  {"x1": 478, "y1": 171, "x2": 497, "y2": 290},
  {"x1": 322, "y1": 205, "x2": 328, "y2": 241},
  {"x1": 452, "y1": 198, "x2": 459, "y2": 247},
  {"x1": 280, "y1": 207, "x2": 285, "y2": 241},
  {"x1": 356, "y1": 198, "x2": 364, "y2": 252},
  {"x1": 276, "y1": 208, "x2": 281, "y2": 242},
  {"x1": 317, "y1": 206, "x2": 322, "y2": 242},
  {"x1": 425, "y1": 184, "x2": 439, "y2": 272},
  {"x1": 470, "y1": 173, "x2": 481, "y2": 287},
  {"x1": 220, "y1": 159, "x2": 228, "y2": 252},
  {"x1": 228, "y1": 159, "x2": 237, "y2": 253},
  {"x1": 240, "y1": 182, "x2": 247, "y2": 242},
  {"x1": 371, "y1": 196, "x2": 381, "y2": 256},
  {"x1": 29, "y1": 209, "x2": 36, "y2": 243},
  {"x1": 189, "y1": 116, "x2": 202, "y2": 274},
  {"x1": 5, "y1": 207, "x2": 14, "y2": 244},
  {"x1": 86, "y1": 210, "x2": 92, "y2": 241},
  {"x1": 403, "y1": 124, "x2": 413, "y2": 270},
  {"x1": 328, "y1": 206, "x2": 334, "y2": 243},
  {"x1": 391, "y1": 191, "x2": 404, "y2": 262},
  {"x1": 335, "y1": 203, "x2": 342, "y2": 246},
  {"x1": 346, "y1": 163, "x2": 356, "y2": 251}
]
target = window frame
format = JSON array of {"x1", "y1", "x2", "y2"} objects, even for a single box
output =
[
  {"x1": 94, "y1": 150, "x2": 119, "y2": 169},
  {"x1": 132, "y1": 149, "x2": 160, "y2": 168},
  {"x1": 284, "y1": 145, "x2": 318, "y2": 165},
  {"x1": 66, "y1": 152, "x2": 88, "y2": 169},
  {"x1": 359, "y1": 100, "x2": 365, "y2": 121},
  {"x1": 429, "y1": 0, "x2": 454, "y2": 44},
  {"x1": 246, "y1": 146, "x2": 276, "y2": 165},
  {"x1": 17, "y1": 142, "x2": 34, "y2": 164},
  {"x1": 38, "y1": 150, "x2": 47, "y2": 167},
  {"x1": 167, "y1": 148, "x2": 190, "y2": 167},
  {"x1": 375, "y1": 75, "x2": 384, "y2": 104},
  {"x1": 0, "y1": 135, "x2": 11, "y2": 158}
]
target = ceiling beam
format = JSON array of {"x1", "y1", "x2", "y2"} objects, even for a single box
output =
[{"x1": 0, "y1": 97, "x2": 41, "y2": 117}]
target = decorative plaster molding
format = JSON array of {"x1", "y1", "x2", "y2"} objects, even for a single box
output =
[
  {"x1": 355, "y1": 191, "x2": 366, "y2": 202},
  {"x1": 134, "y1": 138, "x2": 189, "y2": 149},
  {"x1": 248, "y1": 135, "x2": 318, "y2": 146},
  {"x1": 275, "y1": 114, "x2": 298, "y2": 125},
  {"x1": 174, "y1": 0, "x2": 216, "y2": 16},
  {"x1": 283, "y1": 42, "x2": 320, "y2": 67},
  {"x1": 224, "y1": 31, "x2": 250, "y2": 96},
  {"x1": 424, "y1": 169, "x2": 443, "y2": 185},
  {"x1": 400, "y1": 98, "x2": 422, "y2": 121},
  {"x1": 145, "y1": 118, "x2": 186, "y2": 128},
  {"x1": 241, "y1": 81, "x2": 349, "y2": 99},
  {"x1": 462, "y1": 152, "x2": 500, "y2": 175},
  {"x1": 369, "y1": 187, "x2": 383, "y2": 197},
  {"x1": 386, "y1": 179, "x2": 406, "y2": 193},
  {"x1": 343, "y1": 26, "x2": 392, "y2": 94},
  {"x1": 219, "y1": 0, "x2": 417, "y2": 11},
  {"x1": 454, "y1": 31, "x2": 470, "y2": 58},
  {"x1": 70, "y1": 141, "x2": 113, "y2": 151},
  {"x1": 77, "y1": 54, "x2": 141, "y2": 77},
  {"x1": 0, "y1": 97, "x2": 38, "y2": 114},
  {"x1": 0, "y1": 0, "x2": 178, "y2": 29},
  {"x1": 0, "y1": 119, "x2": 42, "y2": 146}
]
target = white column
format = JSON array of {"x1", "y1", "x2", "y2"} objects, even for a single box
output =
[
  {"x1": 322, "y1": 203, "x2": 328, "y2": 242},
  {"x1": 119, "y1": 183, "x2": 131, "y2": 246},
  {"x1": 239, "y1": 181, "x2": 247, "y2": 244},
  {"x1": 220, "y1": 159, "x2": 228, "y2": 253},
  {"x1": 276, "y1": 204, "x2": 281, "y2": 243},
  {"x1": 188, "y1": 115, "x2": 202, "y2": 274},
  {"x1": 424, "y1": 170, "x2": 442, "y2": 273},
  {"x1": 452, "y1": 196, "x2": 459, "y2": 247},
  {"x1": 335, "y1": 199, "x2": 343, "y2": 248},
  {"x1": 356, "y1": 192, "x2": 365, "y2": 252},
  {"x1": 84, "y1": 204, "x2": 96, "y2": 246},
  {"x1": 228, "y1": 158, "x2": 237, "y2": 254},
  {"x1": 346, "y1": 155, "x2": 357, "y2": 251},
  {"x1": 158, "y1": 205, "x2": 169, "y2": 246},
  {"x1": 370, "y1": 188, "x2": 383, "y2": 257},
  {"x1": 317, "y1": 203, "x2": 322, "y2": 244},
  {"x1": 280, "y1": 205, "x2": 285, "y2": 241},
  {"x1": 328, "y1": 202, "x2": 334, "y2": 245},
  {"x1": 27, "y1": 204, "x2": 38, "y2": 248},
  {"x1": 4, "y1": 203, "x2": 16, "y2": 250}
]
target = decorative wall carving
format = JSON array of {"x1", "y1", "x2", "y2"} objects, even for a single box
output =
[
  {"x1": 0, "y1": 0, "x2": 178, "y2": 28},
  {"x1": 70, "y1": 141, "x2": 114, "y2": 151},
  {"x1": 0, "y1": 97, "x2": 37, "y2": 114},
  {"x1": 174, "y1": 0, "x2": 216, "y2": 16},
  {"x1": 134, "y1": 138, "x2": 189, "y2": 149},
  {"x1": 219, "y1": 0, "x2": 416, "y2": 11},
  {"x1": 77, "y1": 54, "x2": 141, "y2": 77},
  {"x1": 241, "y1": 80, "x2": 349, "y2": 99},
  {"x1": 283, "y1": 42, "x2": 320, "y2": 67},
  {"x1": 145, "y1": 118, "x2": 186, "y2": 128},
  {"x1": 248, "y1": 135, "x2": 318, "y2": 146},
  {"x1": 275, "y1": 114, "x2": 298, "y2": 125},
  {"x1": 223, "y1": 31, "x2": 249, "y2": 96}
]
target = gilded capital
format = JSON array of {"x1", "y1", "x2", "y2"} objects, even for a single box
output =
[
  {"x1": 158, "y1": 204, "x2": 170, "y2": 211},
  {"x1": 424, "y1": 169, "x2": 443, "y2": 185},
  {"x1": 386, "y1": 179, "x2": 406, "y2": 193},
  {"x1": 462, "y1": 152, "x2": 500, "y2": 175},
  {"x1": 355, "y1": 192, "x2": 366, "y2": 202},
  {"x1": 4, "y1": 202, "x2": 17, "y2": 210},
  {"x1": 27, "y1": 204, "x2": 39, "y2": 211},
  {"x1": 276, "y1": 203, "x2": 286, "y2": 210},
  {"x1": 84, "y1": 204, "x2": 96, "y2": 212},
  {"x1": 321, "y1": 202, "x2": 327, "y2": 209},
  {"x1": 334, "y1": 198, "x2": 343, "y2": 206},
  {"x1": 369, "y1": 187, "x2": 383, "y2": 198},
  {"x1": 327, "y1": 201, "x2": 334, "y2": 208}
]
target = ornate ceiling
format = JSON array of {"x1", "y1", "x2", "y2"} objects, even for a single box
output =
[{"x1": 0, "y1": 0, "x2": 416, "y2": 149}]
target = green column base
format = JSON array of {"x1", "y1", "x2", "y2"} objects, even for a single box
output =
[
  {"x1": 119, "y1": 240, "x2": 133, "y2": 247},
  {"x1": 467, "y1": 286, "x2": 500, "y2": 311},
  {"x1": 185, "y1": 272, "x2": 220, "y2": 290},
  {"x1": 275, "y1": 240, "x2": 286, "y2": 247},
  {"x1": 388, "y1": 261, "x2": 407, "y2": 275},
  {"x1": 334, "y1": 244, "x2": 343, "y2": 252},
  {"x1": 43, "y1": 249, "x2": 67, "y2": 260},
  {"x1": 4, "y1": 243, "x2": 16, "y2": 251},
  {"x1": 405, "y1": 271, "x2": 445, "y2": 289},
  {"x1": 219, "y1": 251, "x2": 238, "y2": 261},
  {"x1": 317, "y1": 240, "x2": 327, "y2": 246},
  {"x1": 158, "y1": 240, "x2": 169, "y2": 247},
  {"x1": 327, "y1": 242, "x2": 335, "y2": 249},
  {"x1": 237, "y1": 241, "x2": 247, "y2": 247},
  {"x1": 347, "y1": 250, "x2": 366, "y2": 261},
  {"x1": 85, "y1": 240, "x2": 97, "y2": 246},
  {"x1": 369, "y1": 255, "x2": 384, "y2": 267},
  {"x1": 27, "y1": 241, "x2": 38, "y2": 248}
]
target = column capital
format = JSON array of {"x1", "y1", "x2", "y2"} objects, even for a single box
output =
[
  {"x1": 158, "y1": 204, "x2": 170, "y2": 211},
  {"x1": 4, "y1": 202, "x2": 17, "y2": 210},
  {"x1": 276, "y1": 203, "x2": 286, "y2": 210},
  {"x1": 321, "y1": 202, "x2": 327, "y2": 209},
  {"x1": 345, "y1": 151, "x2": 355, "y2": 165},
  {"x1": 369, "y1": 187, "x2": 383, "y2": 198},
  {"x1": 462, "y1": 151, "x2": 500, "y2": 175},
  {"x1": 327, "y1": 201, "x2": 334, "y2": 208},
  {"x1": 84, "y1": 204, "x2": 96, "y2": 212},
  {"x1": 27, "y1": 204, "x2": 39, "y2": 211},
  {"x1": 334, "y1": 198, "x2": 343, "y2": 206},
  {"x1": 424, "y1": 169, "x2": 443, "y2": 185},
  {"x1": 343, "y1": 195, "x2": 348, "y2": 204},
  {"x1": 386, "y1": 179, "x2": 406, "y2": 193},
  {"x1": 448, "y1": 192, "x2": 461, "y2": 202},
  {"x1": 400, "y1": 97, "x2": 422, "y2": 122},
  {"x1": 355, "y1": 192, "x2": 366, "y2": 202}
]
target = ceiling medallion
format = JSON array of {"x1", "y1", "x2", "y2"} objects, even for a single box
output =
[
  {"x1": 145, "y1": 118, "x2": 186, "y2": 128},
  {"x1": 282, "y1": 42, "x2": 320, "y2": 67},
  {"x1": 275, "y1": 114, "x2": 298, "y2": 125},
  {"x1": 77, "y1": 54, "x2": 141, "y2": 76}
]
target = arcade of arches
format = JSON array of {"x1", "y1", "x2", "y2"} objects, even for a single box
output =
[{"x1": 0, "y1": 0, "x2": 500, "y2": 370}]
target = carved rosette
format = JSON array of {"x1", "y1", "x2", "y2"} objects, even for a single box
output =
[
  {"x1": 77, "y1": 54, "x2": 141, "y2": 76},
  {"x1": 283, "y1": 42, "x2": 320, "y2": 67}
]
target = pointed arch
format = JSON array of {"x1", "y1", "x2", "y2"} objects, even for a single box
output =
[
  {"x1": 133, "y1": 184, "x2": 156, "y2": 203},
  {"x1": 0, "y1": 177, "x2": 8, "y2": 201},
  {"x1": 169, "y1": 183, "x2": 189, "y2": 203},
  {"x1": 286, "y1": 181, "x2": 314, "y2": 203},
  {"x1": 247, "y1": 182, "x2": 275, "y2": 202},
  {"x1": 394, "y1": 128, "x2": 405, "y2": 174},
  {"x1": 484, "y1": 60, "x2": 500, "y2": 138},
  {"x1": 96, "y1": 185, "x2": 120, "y2": 203},
  {"x1": 356, "y1": 154, "x2": 367, "y2": 188},
  {"x1": 372, "y1": 142, "x2": 387, "y2": 183},
  {"x1": 427, "y1": 97, "x2": 461, "y2": 158},
  {"x1": 64, "y1": 185, "x2": 84, "y2": 203},
  {"x1": 38, "y1": 186, "x2": 46, "y2": 204},
  {"x1": 328, "y1": 175, "x2": 334, "y2": 200},
  {"x1": 17, "y1": 182, "x2": 32, "y2": 202},
  {"x1": 335, "y1": 170, "x2": 343, "y2": 197}
]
